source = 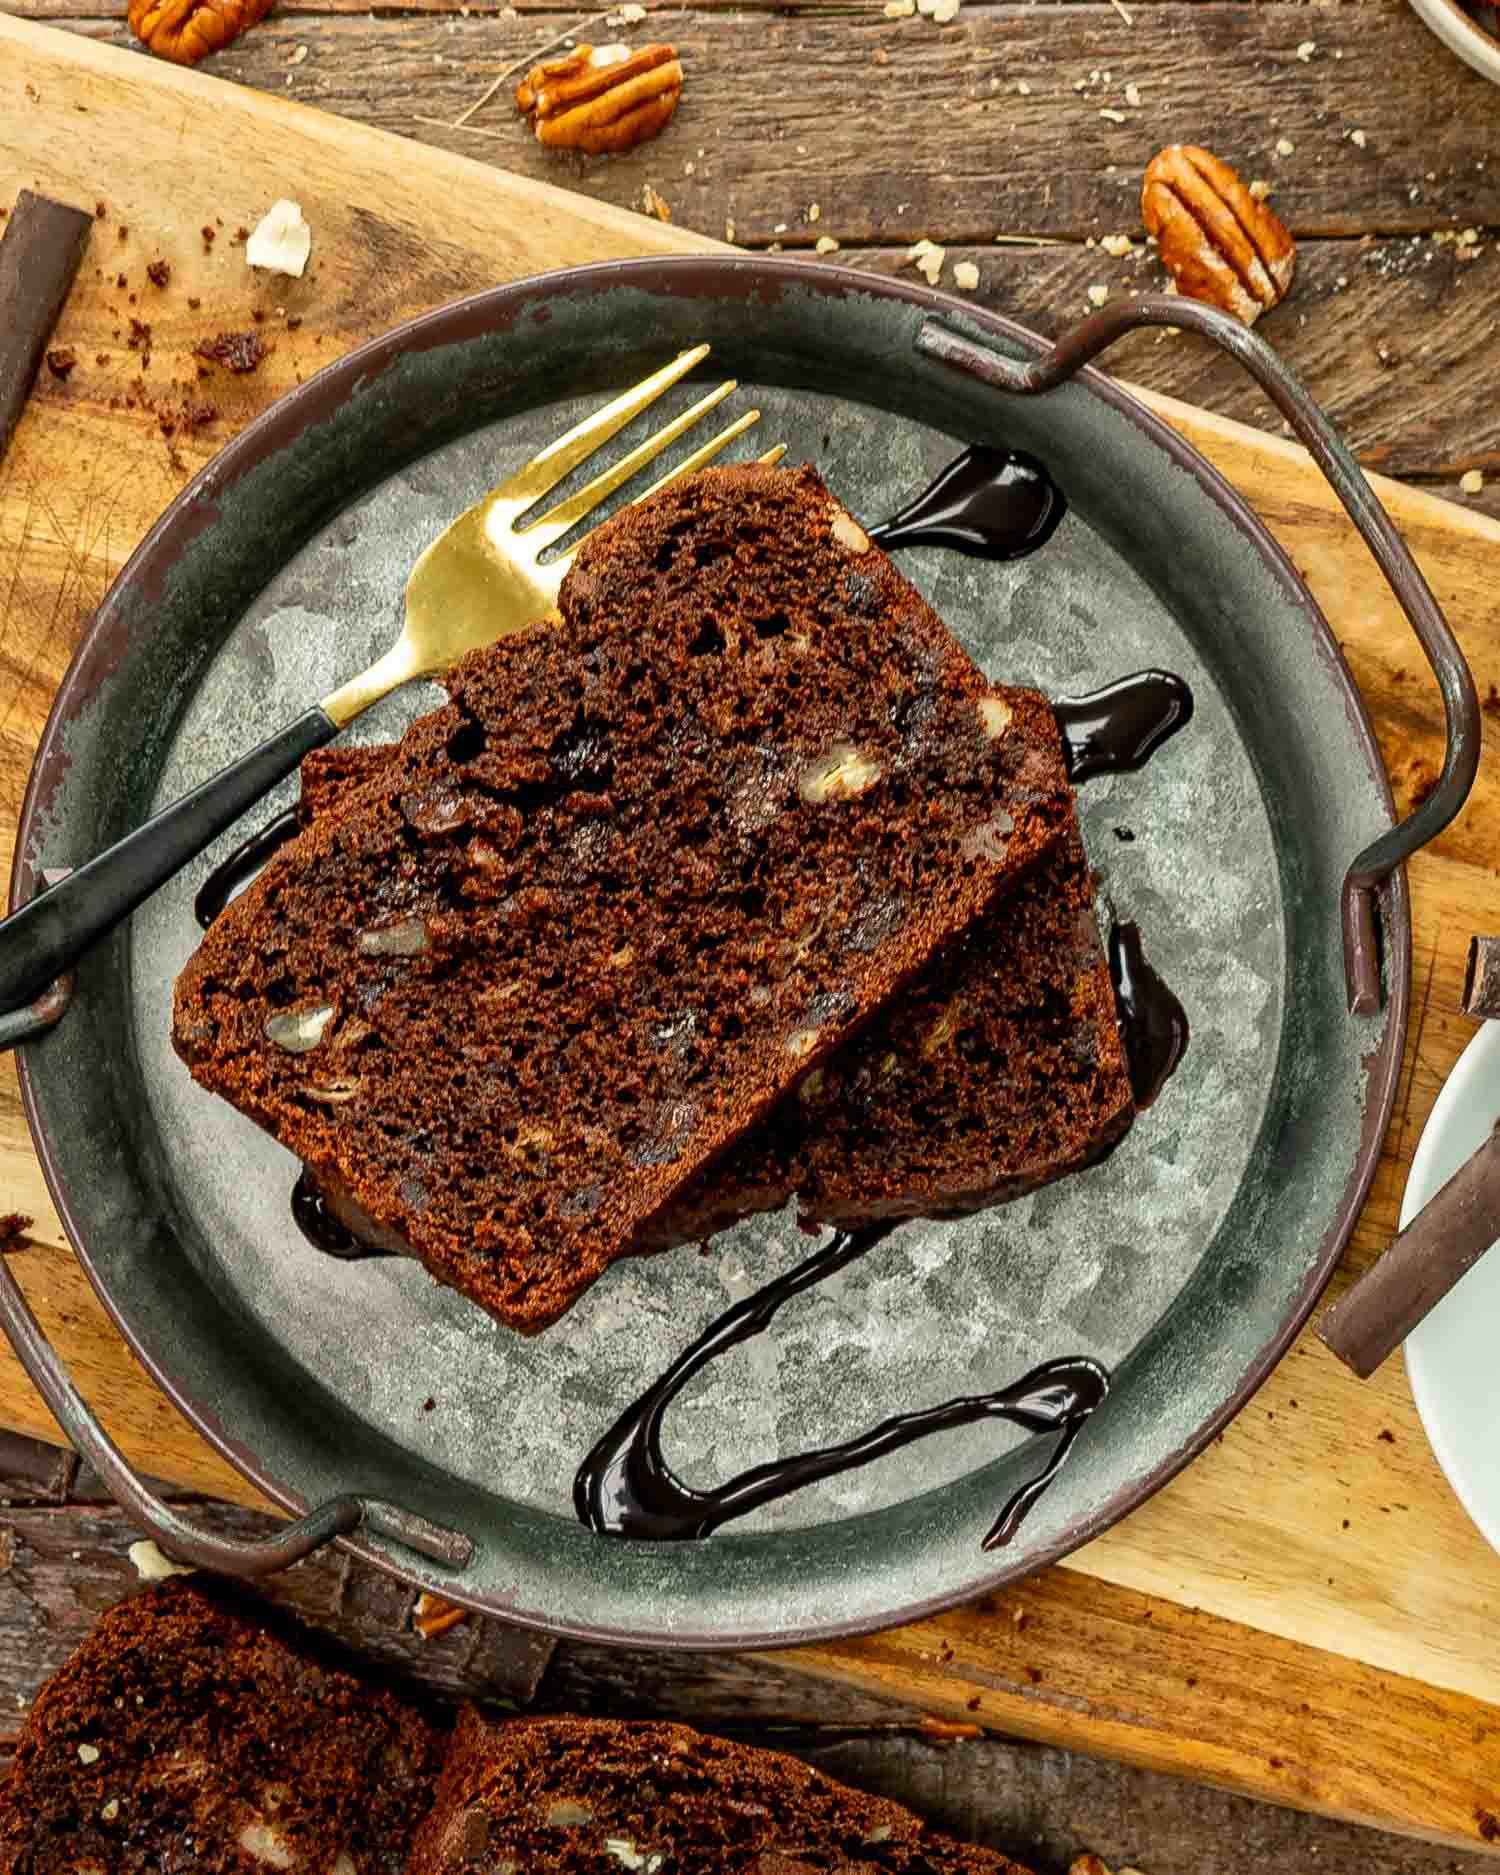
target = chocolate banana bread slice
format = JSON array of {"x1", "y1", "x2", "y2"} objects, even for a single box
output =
[
  {"x1": 645, "y1": 821, "x2": 1132, "y2": 1240},
  {"x1": 175, "y1": 464, "x2": 1074, "y2": 1333},
  {"x1": 409, "y1": 1709, "x2": 1035, "y2": 1875},
  {"x1": 297, "y1": 768, "x2": 1132, "y2": 1248},
  {"x1": 0, "y1": 1578, "x2": 442, "y2": 1872}
]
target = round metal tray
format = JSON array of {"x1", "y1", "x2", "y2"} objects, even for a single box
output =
[{"x1": 6, "y1": 259, "x2": 1457, "y2": 1646}]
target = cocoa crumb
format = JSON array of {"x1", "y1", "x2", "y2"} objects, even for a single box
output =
[
  {"x1": 252, "y1": 309, "x2": 267, "y2": 323},
  {"x1": 422, "y1": 1396, "x2": 436, "y2": 1412},
  {"x1": 45, "y1": 349, "x2": 77, "y2": 380},
  {"x1": 1378, "y1": 1428, "x2": 1396, "y2": 1443},
  {"x1": 1478, "y1": 1810, "x2": 1500, "y2": 1844},
  {"x1": 1113, "y1": 826, "x2": 1136, "y2": 842},
  {"x1": 187, "y1": 296, "x2": 201, "y2": 310},
  {"x1": 194, "y1": 331, "x2": 267, "y2": 373},
  {"x1": 285, "y1": 314, "x2": 303, "y2": 330},
  {"x1": 1485, "y1": 683, "x2": 1500, "y2": 718},
  {"x1": 965, "y1": 1695, "x2": 981, "y2": 1711},
  {"x1": 95, "y1": 200, "x2": 107, "y2": 219},
  {"x1": 0, "y1": 1214, "x2": 33, "y2": 1254},
  {"x1": 231, "y1": 225, "x2": 250, "y2": 244},
  {"x1": 95, "y1": 352, "x2": 110, "y2": 366},
  {"x1": 127, "y1": 318, "x2": 152, "y2": 351},
  {"x1": 201, "y1": 225, "x2": 216, "y2": 249},
  {"x1": 146, "y1": 258, "x2": 171, "y2": 288},
  {"x1": 116, "y1": 272, "x2": 127, "y2": 289},
  {"x1": 118, "y1": 224, "x2": 129, "y2": 240}
]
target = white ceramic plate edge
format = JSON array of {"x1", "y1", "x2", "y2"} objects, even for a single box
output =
[
  {"x1": 1406, "y1": 0, "x2": 1500, "y2": 84},
  {"x1": 1402, "y1": 1021, "x2": 1500, "y2": 1557}
]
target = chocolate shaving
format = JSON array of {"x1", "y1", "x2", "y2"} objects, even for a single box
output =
[
  {"x1": 146, "y1": 258, "x2": 171, "y2": 288},
  {"x1": 0, "y1": 190, "x2": 93, "y2": 468},
  {"x1": 0, "y1": 1214, "x2": 33, "y2": 1255},
  {"x1": 1317, "y1": 1119, "x2": 1500, "y2": 1377},
  {"x1": 44, "y1": 348, "x2": 76, "y2": 380},
  {"x1": 1463, "y1": 935, "x2": 1500, "y2": 1020}
]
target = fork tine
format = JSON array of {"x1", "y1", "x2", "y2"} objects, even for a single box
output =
[
  {"x1": 757, "y1": 444, "x2": 788, "y2": 467},
  {"x1": 626, "y1": 408, "x2": 764, "y2": 508},
  {"x1": 515, "y1": 378, "x2": 740, "y2": 552},
  {"x1": 492, "y1": 344, "x2": 711, "y2": 508}
]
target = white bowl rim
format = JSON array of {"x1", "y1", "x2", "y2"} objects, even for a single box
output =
[
  {"x1": 1402, "y1": 1021, "x2": 1500, "y2": 1557},
  {"x1": 1407, "y1": 0, "x2": 1500, "y2": 83}
]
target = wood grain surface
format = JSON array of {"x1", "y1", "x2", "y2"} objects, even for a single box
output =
[{"x1": 2, "y1": 7, "x2": 1500, "y2": 1855}]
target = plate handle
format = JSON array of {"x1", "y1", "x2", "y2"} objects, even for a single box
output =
[
  {"x1": 915, "y1": 299, "x2": 1481, "y2": 1016},
  {"x1": 0, "y1": 1234, "x2": 474, "y2": 1575}
]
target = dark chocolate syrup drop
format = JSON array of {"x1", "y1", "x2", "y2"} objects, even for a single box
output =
[
  {"x1": 194, "y1": 807, "x2": 301, "y2": 930},
  {"x1": 1055, "y1": 671, "x2": 1194, "y2": 782},
  {"x1": 1109, "y1": 921, "x2": 1190, "y2": 1110},
  {"x1": 868, "y1": 445, "x2": 1064, "y2": 561},
  {"x1": 290, "y1": 1169, "x2": 368, "y2": 1259},
  {"x1": 573, "y1": 1220, "x2": 1109, "y2": 1546}
]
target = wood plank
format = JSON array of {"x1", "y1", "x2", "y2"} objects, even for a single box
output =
[
  {"x1": 773, "y1": 1569, "x2": 1500, "y2": 1853},
  {"x1": 28, "y1": 5, "x2": 1499, "y2": 242},
  {"x1": 840, "y1": 243, "x2": 1500, "y2": 486}
]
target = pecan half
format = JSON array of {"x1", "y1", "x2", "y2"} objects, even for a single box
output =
[
  {"x1": 1141, "y1": 145, "x2": 1295, "y2": 325},
  {"x1": 128, "y1": 0, "x2": 274, "y2": 61},
  {"x1": 516, "y1": 42, "x2": 683, "y2": 154}
]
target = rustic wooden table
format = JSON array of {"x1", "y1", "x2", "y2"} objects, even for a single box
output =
[{"x1": 1, "y1": 1, "x2": 1498, "y2": 1869}]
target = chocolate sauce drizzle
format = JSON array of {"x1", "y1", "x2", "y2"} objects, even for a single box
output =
[
  {"x1": 1109, "y1": 921, "x2": 1190, "y2": 1111},
  {"x1": 868, "y1": 444, "x2": 1064, "y2": 561},
  {"x1": 573, "y1": 1220, "x2": 1109, "y2": 1546},
  {"x1": 1055, "y1": 671, "x2": 1194, "y2": 782},
  {"x1": 194, "y1": 807, "x2": 300, "y2": 930},
  {"x1": 290, "y1": 1169, "x2": 366, "y2": 1259}
]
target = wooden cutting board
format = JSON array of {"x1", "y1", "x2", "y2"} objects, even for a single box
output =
[{"x1": 4, "y1": 13, "x2": 1500, "y2": 1851}]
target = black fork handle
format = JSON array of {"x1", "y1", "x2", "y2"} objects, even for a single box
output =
[
  {"x1": 0, "y1": 706, "x2": 336, "y2": 1019},
  {"x1": 916, "y1": 298, "x2": 1481, "y2": 1016}
]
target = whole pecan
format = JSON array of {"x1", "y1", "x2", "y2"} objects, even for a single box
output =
[
  {"x1": 515, "y1": 42, "x2": 683, "y2": 154},
  {"x1": 1141, "y1": 145, "x2": 1295, "y2": 325},
  {"x1": 128, "y1": 0, "x2": 275, "y2": 62}
]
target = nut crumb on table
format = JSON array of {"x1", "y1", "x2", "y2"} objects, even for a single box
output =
[{"x1": 193, "y1": 331, "x2": 267, "y2": 373}]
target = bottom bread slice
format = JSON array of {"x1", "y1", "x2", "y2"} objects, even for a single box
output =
[
  {"x1": 0, "y1": 1578, "x2": 443, "y2": 1872},
  {"x1": 410, "y1": 1707, "x2": 1035, "y2": 1874}
]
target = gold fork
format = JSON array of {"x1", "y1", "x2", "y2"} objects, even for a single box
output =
[{"x1": 0, "y1": 347, "x2": 784, "y2": 1016}]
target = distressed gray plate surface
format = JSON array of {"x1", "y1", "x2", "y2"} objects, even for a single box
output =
[{"x1": 13, "y1": 259, "x2": 1408, "y2": 1647}]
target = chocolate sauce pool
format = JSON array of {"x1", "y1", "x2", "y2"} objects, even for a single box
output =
[
  {"x1": 573, "y1": 1220, "x2": 1109, "y2": 1545},
  {"x1": 868, "y1": 444, "x2": 1064, "y2": 561},
  {"x1": 1110, "y1": 921, "x2": 1191, "y2": 1110},
  {"x1": 194, "y1": 807, "x2": 300, "y2": 929},
  {"x1": 1055, "y1": 672, "x2": 1193, "y2": 782}
]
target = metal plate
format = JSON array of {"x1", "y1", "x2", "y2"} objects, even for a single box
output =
[{"x1": 12, "y1": 259, "x2": 1408, "y2": 1647}]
